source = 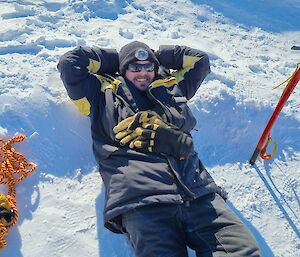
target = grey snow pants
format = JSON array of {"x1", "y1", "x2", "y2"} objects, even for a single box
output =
[{"x1": 121, "y1": 193, "x2": 261, "y2": 257}]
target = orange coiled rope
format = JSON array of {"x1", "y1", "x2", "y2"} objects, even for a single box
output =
[{"x1": 0, "y1": 134, "x2": 36, "y2": 249}]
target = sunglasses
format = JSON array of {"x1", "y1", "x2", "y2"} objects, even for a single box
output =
[{"x1": 127, "y1": 62, "x2": 155, "y2": 72}]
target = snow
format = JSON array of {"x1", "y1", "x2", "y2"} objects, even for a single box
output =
[{"x1": 0, "y1": 0, "x2": 299, "y2": 256}]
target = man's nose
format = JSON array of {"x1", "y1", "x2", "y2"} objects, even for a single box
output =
[{"x1": 139, "y1": 69, "x2": 148, "y2": 75}]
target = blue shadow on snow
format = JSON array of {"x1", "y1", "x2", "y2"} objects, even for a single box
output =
[
  {"x1": 0, "y1": 100, "x2": 95, "y2": 177},
  {"x1": 96, "y1": 186, "x2": 135, "y2": 257},
  {"x1": 72, "y1": 0, "x2": 133, "y2": 20},
  {"x1": 254, "y1": 164, "x2": 300, "y2": 240},
  {"x1": 0, "y1": 100, "x2": 93, "y2": 255},
  {"x1": 190, "y1": 86, "x2": 300, "y2": 167},
  {"x1": 191, "y1": 0, "x2": 300, "y2": 33},
  {"x1": 228, "y1": 201, "x2": 275, "y2": 257}
]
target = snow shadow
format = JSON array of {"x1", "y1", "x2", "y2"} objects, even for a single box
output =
[
  {"x1": 192, "y1": 0, "x2": 300, "y2": 32},
  {"x1": 1, "y1": 226, "x2": 23, "y2": 257},
  {"x1": 0, "y1": 100, "x2": 95, "y2": 177},
  {"x1": 96, "y1": 186, "x2": 135, "y2": 257},
  {"x1": 71, "y1": 0, "x2": 132, "y2": 20},
  {"x1": 254, "y1": 164, "x2": 300, "y2": 240},
  {"x1": 190, "y1": 90, "x2": 300, "y2": 167},
  {"x1": 227, "y1": 201, "x2": 275, "y2": 257}
]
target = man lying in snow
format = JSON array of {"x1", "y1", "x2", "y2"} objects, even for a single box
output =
[{"x1": 58, "y1": 41, "x2": 261, "y2": 257}]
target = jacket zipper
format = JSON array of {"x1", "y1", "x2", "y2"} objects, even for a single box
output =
[
  {"x1": 148, "y1": 82, "x2": 195, "y2": 200},
  {"x1": 147, "y1": 85, "x2": 174, "y2": 123}
]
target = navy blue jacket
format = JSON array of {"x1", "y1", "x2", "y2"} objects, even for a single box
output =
[{"x1": 58, "y1": 45, "x2": 221, "y2": 233}]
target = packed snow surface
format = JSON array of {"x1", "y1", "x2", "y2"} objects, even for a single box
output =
[{"x1": 0, "y1": 1, "x2": 299, "y2": 257}]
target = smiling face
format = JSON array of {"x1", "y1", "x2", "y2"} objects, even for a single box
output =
[{"x1": 124, "y1": 61, "x2": 155, "y2": 91}]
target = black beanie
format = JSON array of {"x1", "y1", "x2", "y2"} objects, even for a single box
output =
[{"x1": 119, "y1": 41, "x2": 160, "y2": 75}]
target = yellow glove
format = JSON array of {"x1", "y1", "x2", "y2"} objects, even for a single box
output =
[
  {"x1": 113, "y1": 111, "x2": 170, "y2": 145},
  {"x1": 128, "y1": 123, "x2": 194, "y2": 159}
]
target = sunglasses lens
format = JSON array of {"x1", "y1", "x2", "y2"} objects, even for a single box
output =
[
  {"x1": 128, "y1": 63, "x2": 155, "y2": 72},
  {"x1": 128, "y1": 63, "x2": 141, "y2": 72},
  {"x1": 144, "y1": 63, "x2": 155, "y2": 72}
]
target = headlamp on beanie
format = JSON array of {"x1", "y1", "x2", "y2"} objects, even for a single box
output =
[
  {"x1": 118, "y1": 41, "x2": 160, "y2": 75},
  {"x1": 134, "y1": 48, "x2": 149, "y2": 61}
]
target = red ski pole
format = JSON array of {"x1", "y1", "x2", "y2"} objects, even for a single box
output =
[{"x1": 249, "y1": 63, "x2": 300, "y2": 165}]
